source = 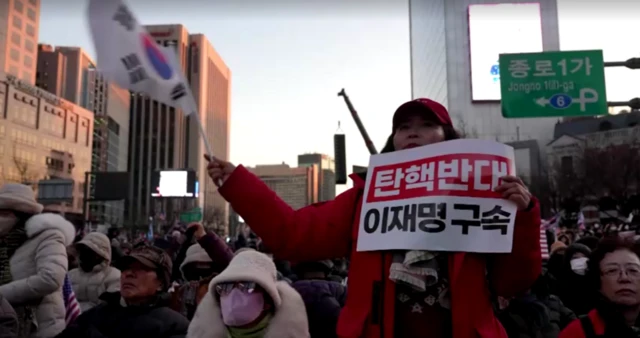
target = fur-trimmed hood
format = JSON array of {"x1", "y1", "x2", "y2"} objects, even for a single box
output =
[
  {"x1": 26, "y1": 213, "x2": 75, "y2": 246},
  {"x1": 187, "y1": 281, "x2": 310, "y2": 338}
]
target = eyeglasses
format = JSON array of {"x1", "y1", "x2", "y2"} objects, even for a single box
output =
[
  {"x1": 215, "y1": 281, "x2": 257, "y2": 295},
  {"x1": 601, "y1": 264, "x2": 640, "y2": 279}
]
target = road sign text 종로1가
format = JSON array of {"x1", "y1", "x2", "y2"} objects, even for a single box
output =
[{"x1": 499, "y1": 50, "x2": 607, "y2": 118}]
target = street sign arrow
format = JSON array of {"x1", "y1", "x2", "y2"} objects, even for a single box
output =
[{"x1": 536, "y1": 97, "x2": 549, "y2": 107}]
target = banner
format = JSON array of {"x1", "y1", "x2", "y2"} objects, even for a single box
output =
[
  {"x1": 87, "y1": 0, "x2": 195, "y2": 115},
  {"x1": 356, "y1": 139, "x2": 517, "y2": 253}
]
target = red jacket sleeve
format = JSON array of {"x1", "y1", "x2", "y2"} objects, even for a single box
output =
[
  {"x1": 489, "y1": 198, "x2": 542, "y2": 297},
  {"x1": 219, "y1": 165, "x2": 359, "y2": 262},
  {"x1": 559, "y1": 318, "x2": 586, "y2": 338}
]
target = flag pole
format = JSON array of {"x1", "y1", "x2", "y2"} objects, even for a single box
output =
[{"x1": 191, "y1": 111, "x2": 223, "y2": 187}]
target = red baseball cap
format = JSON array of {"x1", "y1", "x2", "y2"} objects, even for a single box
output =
[{"x1": 392, "y1": 98, "x2": 452, "y2": 130}]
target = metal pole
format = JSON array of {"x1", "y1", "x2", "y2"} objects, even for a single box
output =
[
  {"x1": 82, "y1": 171, "x2": 89, "y2": 227},
  {"x1": 337, "y1": 89, "x2": 378, "y2": 155}
]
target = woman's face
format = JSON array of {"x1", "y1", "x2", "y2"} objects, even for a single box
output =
[
  {"x1": 0, "y1": 210, "x2": 18, "y2": 235},
  {"x1": 392, "y1": 114, "x2": 445, "y2": 151},
  {"x1": 600, "y1": 249, "x2": 640, "y2": 307},
  {"x1": 120, "y1": 261, "x2": 162, "y2": 303}
]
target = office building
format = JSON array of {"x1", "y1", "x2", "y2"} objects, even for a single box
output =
[
  {"x1": 0, "y1": 0, "x2": 39, "y2": 84},
  {"x1": 0, "y1": 71, "x2": 93, "y2": 213},
  {"x1": 36, "y1": 45, "x2": 131, "y2": 225},
  {"x1": 409, "y1": 0, "x2": 560, "y2": 143},
  {"x1": 298, "y1": 153, "x2": 335, "y2": 202},
  {"x1": 127, "y1": 25, "x2": 231, "y2": 227},
  {"x1": 247, "y1": 163, "x2": 319, "y2": 210},
  {"x1": 187, "y1": 33, "x2": 231, "y2": 231}
]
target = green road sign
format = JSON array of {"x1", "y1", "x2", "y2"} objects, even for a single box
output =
[
  {"x1": 179, "y1": 207, "x2": 202, "y2": 223},
  {"x1": 499, "y1": 50, "x2": 607, "y2": 118}
]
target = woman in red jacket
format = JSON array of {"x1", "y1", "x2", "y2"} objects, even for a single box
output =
[
  {"x1": 560, "y1": 237, "x2": 640, "y2": 338},
  {"x1": 205, "y1": 98, "x2": 542, "y2": 338}
]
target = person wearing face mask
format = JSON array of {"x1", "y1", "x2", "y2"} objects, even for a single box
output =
[
  {"x1": 68, "y1": 232, "x2": 121, "y2": 312},
  {"x1": 560, "y1": 237, "x2": 640, "y2": 337},
  {"x1": 188, "y1": 249, "x2": 309, "y2": 338},
  {"x1": 204, "y1": 98, "x2": 542, "y2": 338},
  {"x1": 0, "y1": 184, "x2": 75, "y2": 338},
  {"x1": 558, "y1": 243, "x2": 595, "y2": 316},
  {"x1": 170, "y1": 223, "x2": 233, "y2": 320},
  {"x1": 57, "y1": 244, "x2": 189, "y2": 338}
]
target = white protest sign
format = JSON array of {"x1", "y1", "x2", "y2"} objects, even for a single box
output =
[{"x1": 356, "y1": 139, "x2": 518, "y2": 253}]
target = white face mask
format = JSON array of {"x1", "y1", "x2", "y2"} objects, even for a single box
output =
[
  {"x1": 0, "y1": 215, "x2": 18, "y2": 236},
  {"x1": 570, "y1": 257, "x2": 589, "y2": 275}
]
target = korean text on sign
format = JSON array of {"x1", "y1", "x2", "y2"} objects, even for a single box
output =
[{"x1": 356, "y1": 139, "x2": 518, "y2": 253}]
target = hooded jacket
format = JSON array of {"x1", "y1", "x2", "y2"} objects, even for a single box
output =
[
  {"x1": 217, "y1": 166, "x2": 542, "y2": 338},
  {"x1": 188, "y1": 250, "x2": 310, "y2": 338},
  {"x1": 68, "y1": 232, "x2": 121, "y2": 312},
  {"x1": 0, "y1": 213, "x2": 75, "y2": 338}
]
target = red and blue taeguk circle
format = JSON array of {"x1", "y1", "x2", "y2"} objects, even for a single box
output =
[{"x1": 140, "y1": 34, "x2": 173, "y2": 80}]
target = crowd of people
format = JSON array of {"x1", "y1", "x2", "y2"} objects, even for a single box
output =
[{"x1": 0, "y1": 98, "x2": 639, "y2": 338}]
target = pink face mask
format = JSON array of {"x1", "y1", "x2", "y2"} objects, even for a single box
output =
[{"x1": 220, "y1": 288, "x2": 265, "y2": 327}]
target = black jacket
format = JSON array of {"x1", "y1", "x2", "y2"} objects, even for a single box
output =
[
  {"x1": 292, "y1": 280, "x2": 347, "y2": 338},
  {"x1": 55, "y1": 292, "x2": 188, "y2": 338}
]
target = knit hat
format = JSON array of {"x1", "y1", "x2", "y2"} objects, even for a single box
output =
[
  {"x1": 0, "y1": 183, "x2": 43, "y2": 215},
  {"x1": 77, "y1": 232, "x2": 112, "y2": 262},
  {"x1": 392, "y1": 98, "x2": 452, "y2": 131},
  {"x1": 179, "y1": 243, "x2": 212, "y2": 278},
  {"x1": 550, "y1": 241, "x2": 567, "y2": 253},
  {"x1": 116, "y1": 244, "x2": 173, "y2": 289},
  {"x1": 210, "y1": 249, "x2": 281, "y2": 307}
]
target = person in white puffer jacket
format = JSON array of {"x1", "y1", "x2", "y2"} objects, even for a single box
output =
[
  {"x1": 68, "y1": 232, "x2": 121, "y2": 312},
  {"x1": 0, "y1": 183, "x2": 75, "y2": 338}
]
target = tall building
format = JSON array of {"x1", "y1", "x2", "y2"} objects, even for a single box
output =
[
  {"x1": 0, "y1": 71, "x2": 93, "y2": 213},
  {"x1": 36, "y1": 45, "x2": 131, "y2": 225},
  {"x1": 409, "y1": 0, "x2": 560, "y2": 143},
  {"x1": 126, "y1": 24, "x2": 191, "y2": 225},
  {"x1": 298, "y1": 153, "x2": 335, "y2": 202},
  {"x1": 187, "y1": 34, "x2": 231, "y2": 231},
  {"x1": 247, "y1": 163, "x2": 319, "y2": 210},
  {"x1": 0, "y1": 0, "x2": 40, "y2": 84}
]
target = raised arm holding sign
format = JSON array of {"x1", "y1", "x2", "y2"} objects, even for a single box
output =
[{"x1": 206, "y1": 97, "x2": 540, "y2": 338}]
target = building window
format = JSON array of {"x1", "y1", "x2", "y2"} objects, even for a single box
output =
[
  {"x1": 14, "y1": 0, "x2": 24, "y2": 13},
  {"x1": 25, "y1": 24, "x2": 35, "y2": 37},
  {"x1": 27, "y1": 7, "x2": 36, "y2": 21},
  {"x1": 10, "y1": 49, "x2": 19, "y2": 62},
  {"x1": 13, "y1": 16, "x2": 22, "y2": 30},
  {"x1": 24, "y1": 39, "x2": 34, "y2": 52},
  {"x1": 23, "y1": 55, "x2": 32, "y2": 67},
  {"x1": 22, "y1": 71, "x2": 31, "y2": 82},
  {"x1": 11, "y1": 32, "x2": 20, "y2": 46},
  {"x1": 28, "y1": 0, "x2": 37, "y2": 5},
  {"x1": 8, "y1": 66, "x2": 19, "y2": 77}
]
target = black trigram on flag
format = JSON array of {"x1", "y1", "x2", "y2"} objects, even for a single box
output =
[
  {"x1": 112, "y1": 4, "x2": 135, "y2": 31},
  {"x1": 120, "y1": 53, "x2": 147, "y2": 85},
  {"x1": 171, "y1": 83, "x2": 187, "y2": 101}
]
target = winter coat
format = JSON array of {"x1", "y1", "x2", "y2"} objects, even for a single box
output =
[
  {"x1": 188, "y1": 281, "x2": 309, "y2": 338},
  {"x1": 497, "y1": 294, "x2": 575, "y2": 338},
  {"x1": 0, "y1": 213, "x2": 75, "y2": 338},
  {"x1": 292, "y1": 280, "x2": 347, "y2": 338},
  {"x1": 55, "y1": 292, "x2": 189, "y2": 338},
  {"x1": 0, "y1": 295, "x2": 18, "y2": 338},
  {"x1": 69, "y1": 232, "x2": 121, "y2": 312},
  {"x1": 218, "y1": 166, "x2": 543, "y2": 338},
  {"x1": 560, "y1": 298, "x2": 640, "y2": 338}
]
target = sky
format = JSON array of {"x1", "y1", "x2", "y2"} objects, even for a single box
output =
[
  {"x1": 39, "y1": 0, "x2": 411, "y2": 193},
  {"x1": 39, "y1": 0, "x2": 640, "y2": 194}
]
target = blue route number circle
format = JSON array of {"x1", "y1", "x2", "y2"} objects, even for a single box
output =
[{"x1": 549, "y1": 93, "x2": 572, "y2": 110}]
